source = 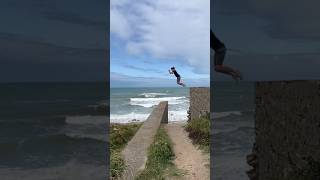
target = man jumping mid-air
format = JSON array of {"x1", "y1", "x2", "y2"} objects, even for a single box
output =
[
  {"x1": 211, "y1": 29, "x2": 242, "y2": 80},
  {"x1": 169, "y1": 67, "x2": 186, "y2": 87}
]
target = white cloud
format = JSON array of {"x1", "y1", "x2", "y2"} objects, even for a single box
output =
[
  {"x1": 110, "y1": 0, "x2": 129, "y2": 7},
  {"x1": 110, "y1": 8, "x2": 132, "y2": 39},
  {"x1": 110, "y1": 0, "x2": 210, "y2": 74}
]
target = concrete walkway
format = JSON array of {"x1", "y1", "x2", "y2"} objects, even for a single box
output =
[
  {"x1": 164, "y1": 122, "x2": 209, "y2": 180},
  {"x1": 121, "y1": 102, "x2": 168, "y2": 180}
]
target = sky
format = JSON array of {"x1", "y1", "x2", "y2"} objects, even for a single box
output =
[
  {"x1": 1, "y1": 1, "x2": 318, "y2": 83},
  {"x1": 0, "y1": 0, "x2": 107, "y2": 82},
  {"x1": 212, "y1": 0, "x2": 320, "y2": 81},
  {"x1": 110, "y1": 0, "x2": 210, "y2": 87}
]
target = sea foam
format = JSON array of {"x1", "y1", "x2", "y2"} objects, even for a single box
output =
[
  {"x1": 110, "y1": 110, "x2": 188, "y2": 123},
  {"x1": 130, "y1": 96, "x2": 188, "y2": 108},
  {"x1": 138, "y1": 92, "x2": 168, "y2": 98}
]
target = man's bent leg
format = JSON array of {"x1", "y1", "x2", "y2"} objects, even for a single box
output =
[
  {"x1": 176, "y1": 77, "x2": 181, "y2": 84},
  {"x1": 177, "y1": 77, "x2": 185, "y2": 87},
  {"x1": 214, "y1": 46, "x2": 226, "y2": 66},
  {"x1": 214, "y1": 46, "x2": 242, "y2": 79},
  {"x1": 215, "y1": 65, "x2": 242, "y2": 80}
]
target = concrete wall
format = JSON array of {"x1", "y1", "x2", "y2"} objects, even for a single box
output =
[
  {"x1": 121, "y1": 101, "x2": 168, "y2": 180},
  {"x1": 251, "y1": 80, "x2": 320, "y2": 180},
  {"x1": 189, "y1": 87, "x2": 210, "y2": 120}
]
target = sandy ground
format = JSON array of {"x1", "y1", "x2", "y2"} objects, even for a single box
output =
[{"x1": 164, "y1": 122, "x2": 209, "y2": 180}]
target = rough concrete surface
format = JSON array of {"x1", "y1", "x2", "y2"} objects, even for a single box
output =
[
  {"x1": 253, "y1": 80, "x2": 320, "y2": 180},
  {"x1": 121, "y1": 101, "x2": 168, "y2": 180},
  {"x1": 190, "y1": 87, "x2": 210, "y2": 120}
]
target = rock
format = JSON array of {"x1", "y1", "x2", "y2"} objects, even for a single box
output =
[{"x1": 246, "y1": 168, "x2": 258, "y2": 180}]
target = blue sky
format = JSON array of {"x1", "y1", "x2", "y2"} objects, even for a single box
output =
[{"x1": 110, "y1": 0, "x2": 210, "y2": 87}]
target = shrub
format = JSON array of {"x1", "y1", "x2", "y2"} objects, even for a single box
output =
[{"x1": 185, "y1": 116, "x2": 210, "y2": 150}]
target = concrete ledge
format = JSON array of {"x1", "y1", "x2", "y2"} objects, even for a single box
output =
[
  {"x1": 121, "y1": 101, "x2": 168, "y2": 179},
  {"x1": 252, "y1": 80, "x2": 320, "y2": 180},
  {"x1": 189, "y1": 87, "x2": 210, "y2": 120}
]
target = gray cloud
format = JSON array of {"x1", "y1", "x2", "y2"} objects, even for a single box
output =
[
  {"x1": 42, "y1": 11, "x2": 105, "y2": 28},
  {"x1": 0, "y1": 33, "x2": 106, "y2": 63},
  {"x1": 123, "y1": 65, "x2": 163, "y2": 74},
  {"x1": 111, "y1": 0, "x2": 210, "y2": 74},
  {"x1": 0, "y1": 0, "x2": 108, "y2": 82},
  {"x1": 248, "y1": 0, "x2": 320, "y2": 40},
  {"x1": 213, "y1": 0, "x2": 320, "y2": 81},
  {"x1": 2, "y1": 0, "x2": 106, "y2": 29},
  {"x1": 0, "y1": 33, "x2": 107, "y2": 82},
  {"x1": 1, "y1": 0, "x2": 107, "y2": 49},
  {"x1": 212, "y1": 0, "x2": 251, "y2": 15},
  {"x1": 214, "y1": 0, "x2": 320, "y2": 41}
]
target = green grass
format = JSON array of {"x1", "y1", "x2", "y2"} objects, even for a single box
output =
[
  {"x1": 185, "y1": 115, "x2": 210, "y2": 153},
  {"x1": 110, "y1": 150, "x2": 126, "y2": 179},
  {"x1": 136, "y1": 127, "x2": 183, "y2": 180},
  {"x1": 110, "y1": 123, "x2": 142, "y2": 179}
]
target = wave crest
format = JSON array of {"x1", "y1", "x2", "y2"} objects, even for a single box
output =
[
  {"x1": 130, "y1": 96, "x2": 188, "y2": 108},
  {"x1": 110, "y1": 110, "x2": 188, "y2": 123},
  {"x1": 138, "y1": 92, "x2": 168, "y2": 98}
]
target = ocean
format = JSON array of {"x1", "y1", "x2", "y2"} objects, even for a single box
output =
[
  {"x1": 0, "y1": 82, "x2": 255, "y2": 179},
  {"x1": 110, "y1": 87, "x2": 190, "y2": 123},
  {"x1": 211, "y1": 81, "x2": 255, "y2": 180},
  {"x1": 110, "y1": 84, "x2": 255, "y2": 180},
  {"x1": 0, "y1": 82, "x2": 108, "y2": 180}
]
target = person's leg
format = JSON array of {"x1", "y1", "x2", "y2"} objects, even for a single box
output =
[
  {"x1": 214, "y1": 46, "x2": 242, "y2": 80},
  {"x1": 177, "y1": 77, "x2": 185, "y2": 87},
  {"x1": 215, "y1": 65, "x2": 241, "y2": 79},
  {"x1": 176, "y1": 77, "x2": 181, "y2": 85}
]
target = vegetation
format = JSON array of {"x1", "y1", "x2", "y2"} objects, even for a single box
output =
[
  {"x1": 136, "y1": 127, "x2": 183, "y2": 180},
  {"x1": 110, "y1": 123, "x2": 142, "y2": 179},
  {"x1": 185, "y1": 114, "x2": 210, "y2": 153}
]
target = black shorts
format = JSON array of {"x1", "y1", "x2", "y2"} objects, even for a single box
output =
[
  {"x1": 177, "y1": 76, "x2": 181, "y2": 83},
  {"x1": 214, "y1": 46, "x2": 226, "y2": 66},
  {"x1": 211, "y1": 31, "x2": 226, "y2": 65}
]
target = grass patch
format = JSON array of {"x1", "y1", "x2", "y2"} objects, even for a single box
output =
[
  {"x1": 110, "y1": 150, "x2": 125, "y2": 178},
  {"x1": 185, "y1": 115, "x2": 210, "y2": 153},
  {"x1": 110, "y1": 123, "x2": 142, "y2": 179},
  {"x1": 136, "y1": 127, "x2": 183, "y2": 180}
]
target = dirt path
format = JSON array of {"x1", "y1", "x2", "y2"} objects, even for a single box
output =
[{"x1": 164, "y1": 122, "x2": 209, "y2": 180}]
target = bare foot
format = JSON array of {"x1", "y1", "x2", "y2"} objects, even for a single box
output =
[
  {"x1": 236, "y1": 70, "x2": 243, "y2": 80},
  {"x1": 232, "y1": 70, "x2": 242, "y2": 81},
  {"x1": 178, "y1": 82, "x2": 186, "y2": 87}
]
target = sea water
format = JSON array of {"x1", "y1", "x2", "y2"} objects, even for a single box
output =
[
  {"x1": 0, "y1": 82, "x2": 107, "y2": 180},
  {"x1": 0, "y1": 82, "x2": 255, "y2": 180},
  {"x1": 211, "y1": 81, "x2": 255, "y2": 180},
  {"x1": 110, "y1": 87, "x2": 190, "y2": 123}
]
